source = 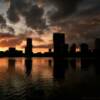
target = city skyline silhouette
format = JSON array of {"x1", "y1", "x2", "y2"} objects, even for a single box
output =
[
  {"x1": 0, "y1": 33, "x2": 99, "y2": 58},
  {"x1": 0, "y1": 0, "x2": 100, "y2": 100}
]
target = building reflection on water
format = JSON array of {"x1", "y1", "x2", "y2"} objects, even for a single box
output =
[
  {"x1": 8, "y1": 58, "x2": 16, "y2": 75},
  {"x1": 0, "y1": 58, "x2": 99, "y2": 99},
  {"x1": 6, "y1": 57, "x2": 100, "y2": 80},
  {"x1": 53, "y1": 58, "x2": 68, "y2": 80},
  {"x1": 25, "y1": 58, "x2": 32, "y2": 77}
]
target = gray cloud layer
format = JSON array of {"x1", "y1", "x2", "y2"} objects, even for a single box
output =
[
  {"x1": 7, "y1": 0, "x2": 82, "y2": 29},
  {"x1": 7, "y1": 0, "x2": 46, "y2": 29},
  {"x1": 0, "y1": 0, "x2": 100, "y2": 48},
  {"x1": 0, "y1": 14, "x2": 15, "y2": 34}
]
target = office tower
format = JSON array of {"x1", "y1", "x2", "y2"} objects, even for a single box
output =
[
  {"x1": 80, "y1": 43, "x2": 89, "y2": 53},
  {"x1": 80, "y1": 43, "x2": 89, "y2": 57},
  {"x1": 70, "y1": 44, "x2": 77, "y2": 57},
  {"x1": 64, "y1": 44, "x2": 69, "y2": 57},
  {"x1": 95, "y1": 38, "x2": 100, "y2": 50},
  {"x1": 9, "y1": 48, "x2": 16, "y2": 53},
  {"x1": 53, "y1": 33, "x2": 65, "y2": 57},
  {"x1": 95, "y1": 38, "x2": 100, "y2": 57},
  {"x1": 8, "y1": 47, "x2": 16, "y2": 56},
  {"x1": 25, "y1": 38, "x2": 33, "y2": 57}
]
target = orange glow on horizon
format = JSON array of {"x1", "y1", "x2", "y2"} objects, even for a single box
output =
[
  {"x1": 0, "y1": 47, "x2": 8, "y2": 52},
  {"x1": 76, "y1": 48, "x2": 80, "y2": 52},
  {"x1": 33, "y1": 48, "x2": 48, "y2": 53}
]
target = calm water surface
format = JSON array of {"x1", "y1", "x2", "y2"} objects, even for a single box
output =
[{"x1": 0, "y1": 57, "x2": 99, "y2": 100}]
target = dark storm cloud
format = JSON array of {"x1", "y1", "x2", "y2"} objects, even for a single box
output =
[
  {"x1": 44, "y1": 0, "x2": 100, "y2": 46},
  {"x1": 7, "y1": 7, "x2": 20, "y2": 23},
  {"x1": 7, "y1": 0, "x2": 31, "y2": 23},
  {"x1": 57, "y1": 16, "x2": 100, "y2": 47},
  {"x1": 25, "y1": 5, "x2": 46, "y2": 29},
  {"x1": 7, "y1": 0, "x2": 46, "y2": 29},
  {"x1": 80, "y1": 1, "x2": 100, "y2": 16},
  {"x1": 0, "y1": 14, "x2": 15, "y2": 34},
  {"x1": 6, "y1": 0, "x2": 100, "y2": 29},
  {"x1": 0, "y1": 14, "x2": 6, "y2": 25},
  {"x1": 45, "y1": 0, "x2": 82, "y2": 21},
  {"x1": 7, "y1": 0, "x2": 83, "y2": 29},
  {"x1": 4, "y1": 0, "x2": 9, "y2": 1},
  {"x1": 7, "y1": 26, "x2": 15, "y2": 34},
  {"x1": 3, "y1": 0, "x2": 100, "y2": 48}
]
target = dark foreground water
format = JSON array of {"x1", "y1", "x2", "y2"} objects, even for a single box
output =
[{"x1": 0, "y1": 57, "x2": 100, "y2": 100}]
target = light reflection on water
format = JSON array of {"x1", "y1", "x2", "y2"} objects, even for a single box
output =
[{"x1": 0, "y1": 57, "x2": 99, "y2": 99}]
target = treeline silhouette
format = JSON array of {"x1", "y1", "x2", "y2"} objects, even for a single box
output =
[{"x1": 0, "y1": 33, "x2": 100, "y2": 58}]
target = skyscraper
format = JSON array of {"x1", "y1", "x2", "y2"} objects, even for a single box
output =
[
  {"x1": 64, "y1": 44, "x2": 69, "y2": 57},
  {"x1": 95, "y1": 38, "x2": 100, "y2": 50},
  {"x1": 70, "y1": 44, "x2": 77, "y2": 57},
  {"x1": 95, "y1": 38, "x2": 100, "y2": 57},
  {"x1": 80, "y1": 43, "x2": 89, "y2": 57},
  {"x1": 8, "y1": 47, "x2": 16, "y2": 57},
  {"x1": 53, "y1": 33, "x2": 65, "y2": 58},
  {"x1": 25, "y1": 38, "x2": 33, "y2": 57}
]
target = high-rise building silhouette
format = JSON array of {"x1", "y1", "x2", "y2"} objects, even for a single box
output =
[
  {"x1": 70, "y1": 44, "x2": 76, "y2": 57},
  {"x1": 8, "y1": 48, "x2": 15, "y2": 57},
  {"x1": 9, "y1": 48, "x2": 16, "y2": 52},
  {"x1": 5, "y1": 47, "x2": 23, "y2": 57},
  {"x1": 53, "y1": 33, "x2": 65, "y2": 57},
  {"x1": 95, "y1": 38, "x2": 100, "y2": 51},
  {"x1": 95, "y1": 38, "x2": 100, "y2": 57},
  {"x1": 64, "y1": 44, "x2": 69, "y2": 57},
  {"x1": 80, "y1": 43, "x2": 89, "y2": 52},
  {"x1": 80, "y1": 43, "x2": 89, "y2": 57},
  {"x1": 25, "y1": 38, "x2": 33, "y2": 57},
  {"x1": 8, "y1": 48, "x2": 16, "y2": 55}
]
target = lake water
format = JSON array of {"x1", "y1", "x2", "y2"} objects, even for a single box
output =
[{"x1": 0, "y1": 57, "x2": 100, "y2": 100}]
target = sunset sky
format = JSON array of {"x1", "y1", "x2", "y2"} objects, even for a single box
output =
[{"x1": 0, "y1": 0, "x2": 100, "y2": 53}]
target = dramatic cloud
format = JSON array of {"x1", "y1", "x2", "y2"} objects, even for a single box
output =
[
  {"x1": 7, "y1": 0, "x2": 32, "y2": 23},
  {"x1": 0, "y1": 14, "x2": 15, "y2": 34},
  {"x1": 33, "y1": 44, "x2": 52, "y2": 49},
  {"x1": 7, "y1": 0, "x2": 83, "y2": 29},
  {"x1": 7, "y1": 7, "x2": 20, "y2": 23},
  {"x1": 25, "y1": 5, "x2": 46, "y2": 29},
  {"x1": 0, "y1": 33, "x2": 46, "y2": 49},
  {"x1": 0, "y1": 0, "x2": 100, "y2": 50},
  {"x1": 21, "y1": 43, "x2": 52, "y2": 49},
  {"x1": 7, "y1": 0, "x2": 46, "y2": 29},
  {"x1": 0, "y1": 33, "x2": 15, "y2": 38},
  {"x1": 44, "y1": 0, "x2": 82, "y2": 22},
  {"x1": 0, "y1": 38, "x2": 22, "y2": 47},
  {"x1": 0, "y1": 14, "x2": 6, "y2": 25},
  {"x1": 0, "y1": 33, "x2": 22, "y2": 47}
]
